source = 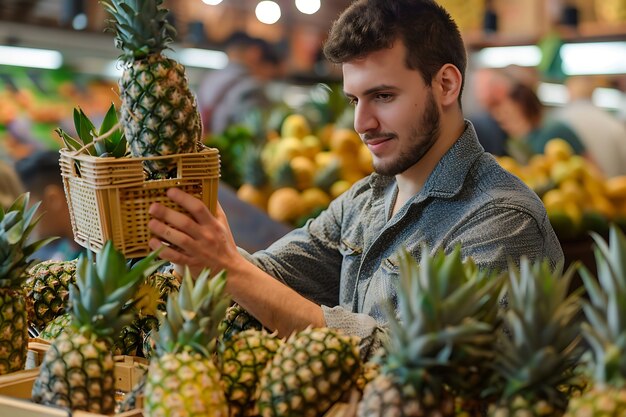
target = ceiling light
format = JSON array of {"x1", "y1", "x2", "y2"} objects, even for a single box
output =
[
  {"x1": 177, "y1": 48, "x2": 228, "y2": 69},
  {"x1": 72, "y1": 13, "x2": 88, "y2": 30},
  {"x1": 256, "y1": 1, "x2": 281, "y2": 24},
  {"x1": 475, "y1": 45, "x2": 542, "y2": 68},
  {"x1": 561, "y1": 42, "x2": 626, "y2": 75},
  {"x1": 202, "y1": 0, "x2": 223, "y2": 5},
  {"x1": 295, "y1": 0, "x2": 321, "y2": 15},
  {"x1": 0, "y1": 45, "x2": 63, "y2": 69}
]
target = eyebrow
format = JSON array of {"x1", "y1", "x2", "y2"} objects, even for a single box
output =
[{"x1": 344, "y1": 84, "x2": 399, "y2": 99}]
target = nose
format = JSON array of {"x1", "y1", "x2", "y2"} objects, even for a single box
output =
[{"x1": 353, "y1": 102, "x2": 378, "y2": 134}]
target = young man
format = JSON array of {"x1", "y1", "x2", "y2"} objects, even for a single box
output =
[{"x1": 148, "y1": 0, "x2": 563, "y2": 340}]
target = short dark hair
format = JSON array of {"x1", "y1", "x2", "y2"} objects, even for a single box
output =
[
  {"x1": 323, "y1": 0, "x2": 467, "y2": 99},
  {"x1": 15, "y1": 150, "x2": 63, "y2": 195},
  {"x1": 509, "y1": 82, "x2": 543, "y2": 127}
]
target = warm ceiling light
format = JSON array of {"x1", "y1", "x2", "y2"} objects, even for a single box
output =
[
  {"x1": 202, "y1": 0, "x2": 223, "y2": 5},
  {"x1": 0, "y1": 45, "x2": 63, "y2": 69},
  {"x1": 255, "y1": 1, "x2": 281, "y2": 24},
  {"x1": 295, "y1": 0, "x2": 321, "y2": 15}
]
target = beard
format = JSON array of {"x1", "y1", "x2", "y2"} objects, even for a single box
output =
[{"x1": 370, "y1": 90, "x2": 440, "y2": 176}]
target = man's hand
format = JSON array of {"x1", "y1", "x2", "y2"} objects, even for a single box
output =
[{"x1": 148, "y1": 188, "x2": 242, "y2": 278}]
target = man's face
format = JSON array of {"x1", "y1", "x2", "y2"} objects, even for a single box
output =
[{"x1": 342, "y1": 41, "x2": 440, "y2": 176}]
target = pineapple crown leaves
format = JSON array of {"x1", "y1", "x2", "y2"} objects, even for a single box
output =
[
  {"x1": 496, "y1": 257, "x2": 584, "y2": 407},
  {"x1": 0, "y1": 193, "x2": 57, "y2": 288},
  {"x1": 56, "y1": 104, "x2": 127, "y2": 157},
  {"x1": 153, "y1": 267, "x2": 231, "y2": 357},
  {"x1": 69, "y1": 241, "x2": 164, "y2": 339},
  {"x1": 578, "y1": 225, "x2": 626, "y2": 387},
  {"x1": 381, "y1": 245, "x2": 505, "y2": 388},
  {"x1": 100, "y1": 0, "x2": 176, "y2": 62}
]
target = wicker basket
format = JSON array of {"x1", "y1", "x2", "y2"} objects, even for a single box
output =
[{"x1": 60, "y1": 148, "x2": 220, "y2": 258}]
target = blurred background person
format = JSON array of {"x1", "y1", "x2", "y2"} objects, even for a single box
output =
[
  {"x1": 0, "y1": 160, "x2": 24, "y2": 209},
  {"x1": 197, "y1": 31, "x2": 283, "y2": 137},
  {"x1": 490, "y1": 77, "x2": 588, "y2": 163},
  {"x1": 468, "y1": 67, "x2": 512, "y2": 156},
  {"x1": 552, "y1": 76, "x2": 626, "y2": 177},
  {"x1": 15, "y1": 150, "x2": 81, "y2": 261}
]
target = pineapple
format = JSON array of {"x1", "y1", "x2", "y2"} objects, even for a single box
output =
[
  {"x1": 256, "y1": 326, "x2": 361, "y2": 416},
  {"x1": 219, "y1": 328, "x2": 282, "y2": 417},
  {"x1": 101, "y1": 0, "x2": 201, "y2": 177},
  {"x1": 143, "y1": 267, "x2": 230, "y2": 417},
  {"x1": 488, "y1": 258, "x2": 584, "y2": 417},
  {"x1": 31, "y1": 241, "x2": 163, "y2": 413},
  {"x1": 114, "y1": 270, "x2": 180, "y2": 356},
  {"x1": 39, "y1": 313, "x2": 72, "y2": 342},
  {"x1": 0, "y1": 193, "x2": 53, "y2": 375},
  {"x1": 358, "y1": 246, "x2": 505, "y2": 417},
  {"x1": 25, "y1": 259, "x2": 77, "y2": 331},
  {"x1": 565, "y1": 226, "x2": 626, "y2": 417},
  {"x1": 219, "y1": 303, "x2": 265, "y2": 344}
]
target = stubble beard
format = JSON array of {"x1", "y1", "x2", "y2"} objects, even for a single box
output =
[{"x1": 372, "y1": 90, "x2": 441, "y2": 176}]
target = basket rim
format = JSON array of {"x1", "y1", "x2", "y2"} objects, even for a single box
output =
[{"x1": 59, "y1": 148, "x2": 219, "y2": 163}]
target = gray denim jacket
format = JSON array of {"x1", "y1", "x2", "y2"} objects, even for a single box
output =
[{"x1": 240, "y1": 121, "x2": 563, "y2": 340}]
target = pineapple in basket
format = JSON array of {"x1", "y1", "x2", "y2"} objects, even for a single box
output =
[
  {"x1": 0, "y1": 193, "x2": 54, "y2": 374},
  {"x1": 358, "y1": 245, "x2": 505, "y2": 417},
  {"x1": 25, "y1": 259, "x2": 77, "y2": 331},
  {"x1": 31, "y1": 241, "x2": 163, "y2": 413},
  {"x1": 101, "y1": 0, "x2": 202, "y2": 177},
  {"x1": 488, "y1": 258, "x2": 585, "y2": 417},
  {"x1": 565, "y1": 226, "x2": 626, "y2": 417},
  {"x1": 143, "y1": 267, "x2": 230, "y2": 417}
]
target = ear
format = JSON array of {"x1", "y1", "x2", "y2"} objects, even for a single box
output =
[{"x1": 435, "y1": 64, "x2": 463, "y2": 107}]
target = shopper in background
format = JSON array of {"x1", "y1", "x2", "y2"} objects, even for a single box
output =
[
  {"x1": 196, "y1": 31, "x2": 282, "y2": 137},
  {"x1": 552, "y1": 76, "x2": 626, "y2": 177},
  {"x1": 488, "y1": 73, "x2": 588, "y2": 161},
  {"x1": 15, "y1": 150, "x2": 81, "y2": 262},
  {"x1": 0, "y1": 160, "x2": 24, "y2": 209},
  {"x1": 148, "y1": 0, "x2": 563, "y2": 340},
  {"x1": 467, "y1": 67, "x2": 510, "y2": 156}
]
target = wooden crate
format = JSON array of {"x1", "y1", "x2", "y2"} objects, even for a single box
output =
[
  {"x1": 59, "y1": 148, "x2": 220, "y2": 258},
  {"x1": 0, "y1": 356, "x2": 147, "y2": 417}
]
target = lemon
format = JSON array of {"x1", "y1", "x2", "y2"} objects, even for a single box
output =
[
  {"x1": 301, "y1": 135, "x2": 322, "y2": 160},
  {"x1": 237, "y1": 184, "x2": 268, "y2": 211},
  {"x1": 267, "y1": 188, "x2": 305, "y2": 223},
  {"x1": 280, "y1": 114, "x2": 311, "y2": 140},
  {"x1": 330, "y1": 128, "x2": 362, "y2": 155},
  {"x1": 301, "y1": 187, "x2": 331, "y2": 212},
  {"x1": 330, "y1": 180, "x2": 352, "y2": 199},
  {"x1": 290, "y1": 156, "x2": 317, "y2": 190},
  {"x1": 544, "y1": 138, "x2": 574, "y2": 163}
]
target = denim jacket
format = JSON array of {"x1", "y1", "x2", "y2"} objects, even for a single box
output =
[{"x1": 241, "y1": 121, "x2": 563, "y2": 340}]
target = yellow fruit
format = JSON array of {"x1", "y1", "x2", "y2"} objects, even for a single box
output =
[
  {"x1": 550, "y1": 160, "x2": 573, "y2": 185},
  {"x1": 590, "y1": 196, "x2": 616, "y2": 220},
  {"x1": 236, "y1": 184, "x2": 268, "y2": 211},
  {"x1": 272, "y1": 137, "x2": 304, "y2": 169},
  {"x1": 496, "y1": 156, "x2": 523, "y2": 178},
  {"x1": 330, "y1": 129, "x2": 362, "y2": 155},
  {"x1": 301, "y1": 187, "x2": 331, "y2": 212},
  {"x1": 544, "y1": 138, "x2": 574, "y2": 163},
  {"x1": 280, "y1": 114, "x2": 311, "y2": 140},
  {"x1": 559, "y1": 179, "x2": 587, "y2": 206},
  {"x1": 527, "y1": 154, "x2": 550, "y2": 176},
  {"x1": 358, "y1": 144, "x2": 373, "y2": 174},
  {"x1": 267, "y1": 188, "x2": 305, "y2": 223},
  {"x1": 604, "y1": 176, "x2": 626, "y2": 200},
  {"x1": 290, "y1": 156, "x2": 317, "y2": 190},
  {"x1": 542, "y1": 189, "x2": 567, "y2": 211},
  {"x1": 301, "y1": 135, "x2": 322, "y2": 160},
  {"x1": 316, "y1": 123, "x2": 335, "y2": 148},
  {"x1": 315, "y1": 151, "x2": 339, "y2": 170},
  {"x1": 330, "y1": 180, "x2": 352, "y2": 199}
]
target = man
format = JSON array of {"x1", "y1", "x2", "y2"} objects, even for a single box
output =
[
  {"x1": 15, "y1": 150, "x2": 81, "y2": 261},
  {"x1": 148, "y1": 0, "x2": 563, "y2": 339}
]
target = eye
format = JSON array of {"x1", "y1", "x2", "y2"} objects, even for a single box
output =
[
  {"x1": 375, "y1": 93, "x2": 393, "y2": 102},
  {"x1": 347, "y1": 97, "x2": 358, "y2": 106}
]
